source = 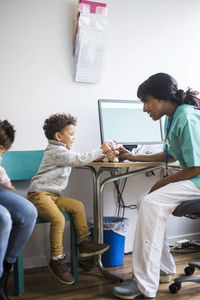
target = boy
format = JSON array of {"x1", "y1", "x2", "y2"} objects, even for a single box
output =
[{"x1": 28, "y1": 113, "x2": 111, "y2": 285}]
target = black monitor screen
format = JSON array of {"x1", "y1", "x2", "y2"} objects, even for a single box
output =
[{"x1": 98, "y1": 99, "x2": 163, "y2": 150}]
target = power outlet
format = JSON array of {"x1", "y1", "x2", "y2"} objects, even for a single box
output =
[{"x1": 175, "y1": 239, "x2": 189, "y2": 249}]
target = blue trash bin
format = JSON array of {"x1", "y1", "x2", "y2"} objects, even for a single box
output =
[
  {"x1": 102, "y1": 228, "x2": 125, "y2": 267},
  {"x1": 90, "y1": 216, "x2": 129, "y2": 267}
]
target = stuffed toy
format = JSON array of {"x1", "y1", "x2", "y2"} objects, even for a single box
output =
[{"x1": 103, "y1": 141, "x2": 119, "y2": 163}]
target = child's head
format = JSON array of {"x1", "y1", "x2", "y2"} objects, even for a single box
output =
[
  {"x1": 0, "y1": 120, "x2": 15, "y2": 155},
  {"x1": 43, "y1": 113, "x2": 77, "y2": 150}
]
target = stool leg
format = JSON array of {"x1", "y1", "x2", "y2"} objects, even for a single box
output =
[
  {"x1": 13, "y1": 250, "x2": 24, "y2": 296},
  {"x1": 70, "y1": 218, "x2": 78, "y2": 284}
]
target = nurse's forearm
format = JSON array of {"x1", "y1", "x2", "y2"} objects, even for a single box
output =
[
  {"x1": 149, "y1": 166, "x2": 200, "y2": 193},
  {"x1": 164, "y1": 166, "x2": 200, "y2": 184},
  {"x1": 133, "y1": 151, "x2": 174, "y2": 162}
]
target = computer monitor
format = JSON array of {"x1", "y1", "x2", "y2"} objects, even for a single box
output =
[{"x1": 98, "y1": 99, "x2": 163, "y2": 151}]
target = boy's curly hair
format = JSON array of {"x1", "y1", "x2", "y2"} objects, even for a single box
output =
[
  {"x1": 43, "y1": 113, "x2": 77, "y2": 140},
  {"x1": 0, "y1": 120, "x2": 15, "y2": 150}
]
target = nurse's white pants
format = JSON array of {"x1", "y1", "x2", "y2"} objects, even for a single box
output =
[{"x1": 133, "y1": 180, "x2": 200, "y2": 298}]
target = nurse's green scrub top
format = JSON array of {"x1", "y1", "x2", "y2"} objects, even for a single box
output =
[{"x1": 163, "y1": 104, "x2": 200, "y2": 188}]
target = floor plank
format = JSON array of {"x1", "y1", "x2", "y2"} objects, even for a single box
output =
[{"x1": 8, "y1": 251, "x2": 200, "y2": 299}]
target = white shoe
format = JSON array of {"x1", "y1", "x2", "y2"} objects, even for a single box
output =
[
  {"x1": 112, "y1": 279, "x2": 143, "y2": 299},
  {"x1": 160, "y1": 271, "x2": 174, "y2": 283}
]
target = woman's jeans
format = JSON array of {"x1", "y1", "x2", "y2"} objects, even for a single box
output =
[{"x1": 0, "y1": 189, "x2": 37, "y2": 277}]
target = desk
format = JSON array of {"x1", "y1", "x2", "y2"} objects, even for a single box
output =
[{"x1": 83, "y1": 161, "x2": 180, "y2": 282}]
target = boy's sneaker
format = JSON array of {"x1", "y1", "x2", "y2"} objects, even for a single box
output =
[
  {"x1": 160, "y1": 271, "x2": 174, "y2": 283},
  {"x1": 48, "y1": 256, "x2": 75, "y2": 285},
  {"x1": 78, "y1": 237, "x2": 110, "y2": 258}
]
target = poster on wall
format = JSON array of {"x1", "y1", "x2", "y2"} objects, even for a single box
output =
[{"x1": 73, "y1": 0, "x2": 108, "y2": 84}]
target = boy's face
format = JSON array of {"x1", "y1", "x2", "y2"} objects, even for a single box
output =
[{"x1": 55, "y1": 124, "x2": 75, "y2": 150}]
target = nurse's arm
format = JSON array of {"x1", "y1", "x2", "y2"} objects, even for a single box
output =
[
  {"x1": 118, "y1": 148, "x2": 175, "y2": 162},
  {"x1": 149, "y1": 166, "x2": 200, "y2": 193}
]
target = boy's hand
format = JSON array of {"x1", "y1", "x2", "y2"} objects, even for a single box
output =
[
  {"x1": 101, "y1": 140, "x2": 121, "y2": 154},
  {"x1": 93, "y1": 156, "x2": 104, "y2": 162}
]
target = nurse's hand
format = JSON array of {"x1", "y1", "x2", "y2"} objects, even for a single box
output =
[
  {"x1": 149, "y1": 178, "x2": 168, "y2": 193},
  {"x1": 118, "y1": 146, "x2": 136, "y2": 162},
  {"x1": 149, "y1": 166, "x2": 200, "y2": 193}
]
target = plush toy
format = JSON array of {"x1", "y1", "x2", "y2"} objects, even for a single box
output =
[{"x1": 103, "y1": 141, "x2": 119, "y2": 163}]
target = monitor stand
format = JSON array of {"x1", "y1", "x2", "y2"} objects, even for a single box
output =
[{"x1": 123, "y1": 145, "x2": 137, "y2": 152}]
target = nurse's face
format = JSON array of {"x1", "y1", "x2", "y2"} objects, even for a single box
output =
[{"x1": 143, "y1": 96, "x2": 165, "y2": 121}]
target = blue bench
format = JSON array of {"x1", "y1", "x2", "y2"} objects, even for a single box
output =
[{"x1": 1, "y1": 150, "x2": 78, "y2": 295}]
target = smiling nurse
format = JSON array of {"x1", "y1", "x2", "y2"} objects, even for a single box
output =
[{"x1": 112, "y1": 73, "x2": 200, "y2": 299}]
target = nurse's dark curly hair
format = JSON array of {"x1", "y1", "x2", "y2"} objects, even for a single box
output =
[
  {"x1": 43, "y1": 113, "x2": 77, "y2": 140},
  {"x1": 137, "y1": 73, "x2": 200, "y2": 108},
  {"x1": 0, "y1": 120, "x2": 15, "y2": 150}
]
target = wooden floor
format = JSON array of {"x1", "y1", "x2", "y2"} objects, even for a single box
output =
[{"x1": 8, "y1": 251, "x2": 200, "y2": 300}]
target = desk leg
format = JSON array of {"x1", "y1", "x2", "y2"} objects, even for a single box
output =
[
  {"x1": 88, "y1": 165, "x2": 163, "y2": 282},
  {"x1": 93, "y1": 169, "x2": 123, "y2": 283}
]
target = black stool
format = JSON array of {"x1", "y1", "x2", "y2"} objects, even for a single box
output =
[{"x1": 169, "y1": 199, "x2": 200, "y2": 293}]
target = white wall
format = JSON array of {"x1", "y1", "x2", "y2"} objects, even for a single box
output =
[{"x1": 1, "y1": 0, "x2": 200, "y2": 268}]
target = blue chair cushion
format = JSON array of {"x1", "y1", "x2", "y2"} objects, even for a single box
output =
[{"x1": 1, "y1": 150, "x2": 44, "y2": 180}]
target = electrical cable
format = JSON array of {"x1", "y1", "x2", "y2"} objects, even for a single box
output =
[
  {"x1": 160, "y1": 167, "x2": 172, "y2": 178},
  {"x1": 111, "y1": 168, "x2": 137, "y2": 218},
  {"x1": 134, "y1": 145, "x2": 143, "y2": 154},
  {"x1": 170, "y1": 239, "x2": 200, "y2": 254}
]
